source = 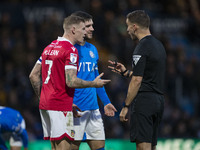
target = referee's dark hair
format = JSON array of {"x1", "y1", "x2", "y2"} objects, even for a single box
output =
[
  {"x1": 71, "y1": 11, "x2": 93, "y2": 21},
  {"x1": 127, "y1": 10, "x2": 150, "y2": 29}
]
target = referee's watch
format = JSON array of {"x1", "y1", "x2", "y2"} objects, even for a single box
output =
[{"x1": 123, "y1": 102, "x2": 130, "y2": 108}]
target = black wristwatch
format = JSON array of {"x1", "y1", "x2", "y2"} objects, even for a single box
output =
[
  {"x1": 121, "y1": 69, "x2": 128, "y2": 76},
  {"x1": 123, "y1": 105, "x2": 129, "y2": 108},
  {"x1": 123, "y1": 102, "x2": 130, "y2": 108}
]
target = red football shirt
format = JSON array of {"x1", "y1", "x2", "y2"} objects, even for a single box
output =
[{"x1": 39, "y1": 37, "x2": 79, "y2": 111}]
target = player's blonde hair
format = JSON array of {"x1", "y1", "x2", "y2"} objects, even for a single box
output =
[{"x1": 63, "y1": 15, "x2": 85, "y2": 31}]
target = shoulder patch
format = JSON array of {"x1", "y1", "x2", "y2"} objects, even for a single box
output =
[
  {"x1": 70, "y1": 53, "x2": 77, "y2": 63},
  {"x1": 133, "y1": 55, "x2": 141, "y2": 65}
]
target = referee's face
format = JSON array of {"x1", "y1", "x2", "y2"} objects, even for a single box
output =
[
  {"x1": 126, "y1": 18, "x2": 137, "y2": 40},
  {"x1": 85, "y1": 19, "x2": 94, "y2": 40}
]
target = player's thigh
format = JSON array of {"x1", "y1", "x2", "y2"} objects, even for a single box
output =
[
  {"x1": 51, "y1": 141, "x2": 56, "y2": 150},
  {"x1": 53, "y1": 138, "x2": 71, "y2": 150},
  {"x1": 87, "y1": 140, "x2": 105, "y2": 150},
  {"x1": 136, "y1": 141, "x2": 151, "y2": 150},
  {"x1": 48, "y1": 111, "x2": 74, "y2": 140},
  {"x1": 71, "y1": 141, "x2": 81, "y2": 150},
  {"x1": 85, "y1": 109, "x2": 105, "y2": 140},
  {"x1": 39, "y1": 109, "x2": 51, "y2": 138},
  {"x1": 73, "y1": 111, "x2": 90, "y2": 141},
  {"x1": 10, "y1": 146, "x2": 21, "y2": 150}
]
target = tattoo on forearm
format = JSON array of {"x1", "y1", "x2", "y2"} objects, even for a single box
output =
[
  {"x1": 31, "y1": 80, "x2": 41, "y2": 99},
  {"x1": 66, "y1": 69, "x2": 91, "y2": 88},
  {"x1": 30, "y1": 64, "x2": 42, "y2": 100}
]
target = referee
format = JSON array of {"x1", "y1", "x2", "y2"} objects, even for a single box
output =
[{"x1": 109, "y1": 10, "x2": 166, "y2": 150}]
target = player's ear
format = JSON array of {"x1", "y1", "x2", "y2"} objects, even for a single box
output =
[
  {"x1": 72, "y1": 26, "x2": 76, "y2": 34},
  {"x1": 132, "y1": 24, "x2": 136, "y2": 29},
  {"x1": 133, "y1": 24, "x2": 137, "y2": 33}
]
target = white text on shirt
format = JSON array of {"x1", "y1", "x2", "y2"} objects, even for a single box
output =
[
  {"x1": 44, "y1": 50, "x2": 59, "y2": 56},
  {"x1": 78, "y1": 62, "x2": 97, "y2": 72}
]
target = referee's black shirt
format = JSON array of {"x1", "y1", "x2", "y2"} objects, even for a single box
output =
[{"x1": 132, "y1": 35, "x2": 166, "y2": 94}]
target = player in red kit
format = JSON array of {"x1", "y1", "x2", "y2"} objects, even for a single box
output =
[
  {"x1": 29, "y1": 15, "x2": 110, "y2": 150},
  {"x1": 40, "y1": 37, "x2": 78, "y2": 111}
]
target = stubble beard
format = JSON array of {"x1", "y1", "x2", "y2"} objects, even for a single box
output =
[{"x1": 87, "y1": 33, "x2": 93, "y2": 40}]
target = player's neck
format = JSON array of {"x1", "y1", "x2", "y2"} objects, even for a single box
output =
[
  {"x1": 137, "y1": 29, "x2": 151, "y2": 41},
  {"x1": 63, "y1": 33, "x2": 75, "y2": 45},
  {"x1": 80, "y1": 41, "x2": 86, "y2": 46}
]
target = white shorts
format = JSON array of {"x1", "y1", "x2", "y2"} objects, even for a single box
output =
[
  {"x1": 73, "y1": 109, "x2": 105, "y2": 141},
  {"x1": 9, "y1": 136, "x2": 22, "y2": 147},
  {"x1": 9, "y1": 119, "x2": 26, "y2": 147},
  {"x1": 39, "y1": 110, "x2": 74, "y2": 141}
]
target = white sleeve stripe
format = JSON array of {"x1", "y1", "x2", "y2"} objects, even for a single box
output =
[
  {"x1": 36, "y1": 60, "x2": 41, "y2": 64},
  {"x1": 65, "y1": 65, "x2": 77, "y2": 70},
  {"x1": 36, "y1": 56, "x2": 42, "y2": 64}
]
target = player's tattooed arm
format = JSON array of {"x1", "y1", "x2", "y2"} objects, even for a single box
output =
[
  {"x1": 65, "y1": 69, "x2": 111, "y2": 88},
  {"x1": 65, "y1": 69, "x2": 93, "y2": 88},
  {"x1": 29, "y1": 63, "x2": 42, "y2": 99}
]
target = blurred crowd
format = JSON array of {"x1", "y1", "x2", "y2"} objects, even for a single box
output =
[{"x1": 1, "y1": 0, "x2": 200, "y2": 141}]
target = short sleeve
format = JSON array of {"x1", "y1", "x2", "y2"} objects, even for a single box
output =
[
  {"x1": 132, "y1": 43, "x2": 148, "y2": 77},
  {"x1": 64, "y1": 46, "x2": 79, "y2": 70},
  {"x1": 132, "y1": 55, "x2": 146, "y2": 76}
]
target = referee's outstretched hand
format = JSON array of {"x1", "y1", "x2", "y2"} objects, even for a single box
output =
[
  {"x1": 108, "y1": 60, "x2": 126, "y2": 75},
  {"x1": 93, "y1": 73, "x2": 111, "y2": 88},
  {"x1": 119, "y1": 107, "x2": 128, "y2": 122}
]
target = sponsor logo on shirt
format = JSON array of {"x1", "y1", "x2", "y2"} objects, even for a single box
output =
[
  {"x1": 70, "y1": 53, "x2": 77, "y2": 63},
  {"x1": 133, "y1": 55, "x2": 141, "y2": 66},
  {"x1": 78, "y1": 62, "x2": 97, "y2": 72}
]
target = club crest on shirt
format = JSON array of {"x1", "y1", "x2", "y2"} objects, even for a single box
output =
[
  {"x1": 70, "y1": 53, "x2": 77, "y2": 63},
  {"x1": 133, "y1": 55, "x2": 141, "y2": 65},
  {"x1": 71, "y1": 130, "x2": 75, "y2": 138},
  {"x1": 89, "y1": 51, "x2": 95, "y2": 58}
]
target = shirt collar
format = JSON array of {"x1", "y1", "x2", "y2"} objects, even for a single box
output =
[{"x1": 57, "y1": 36, "x2": 72, "y2": 44}]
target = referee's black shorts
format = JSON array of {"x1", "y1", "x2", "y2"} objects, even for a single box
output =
[{"x1": 130, "y1": 91, "x2": 164, "y2": 146}]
